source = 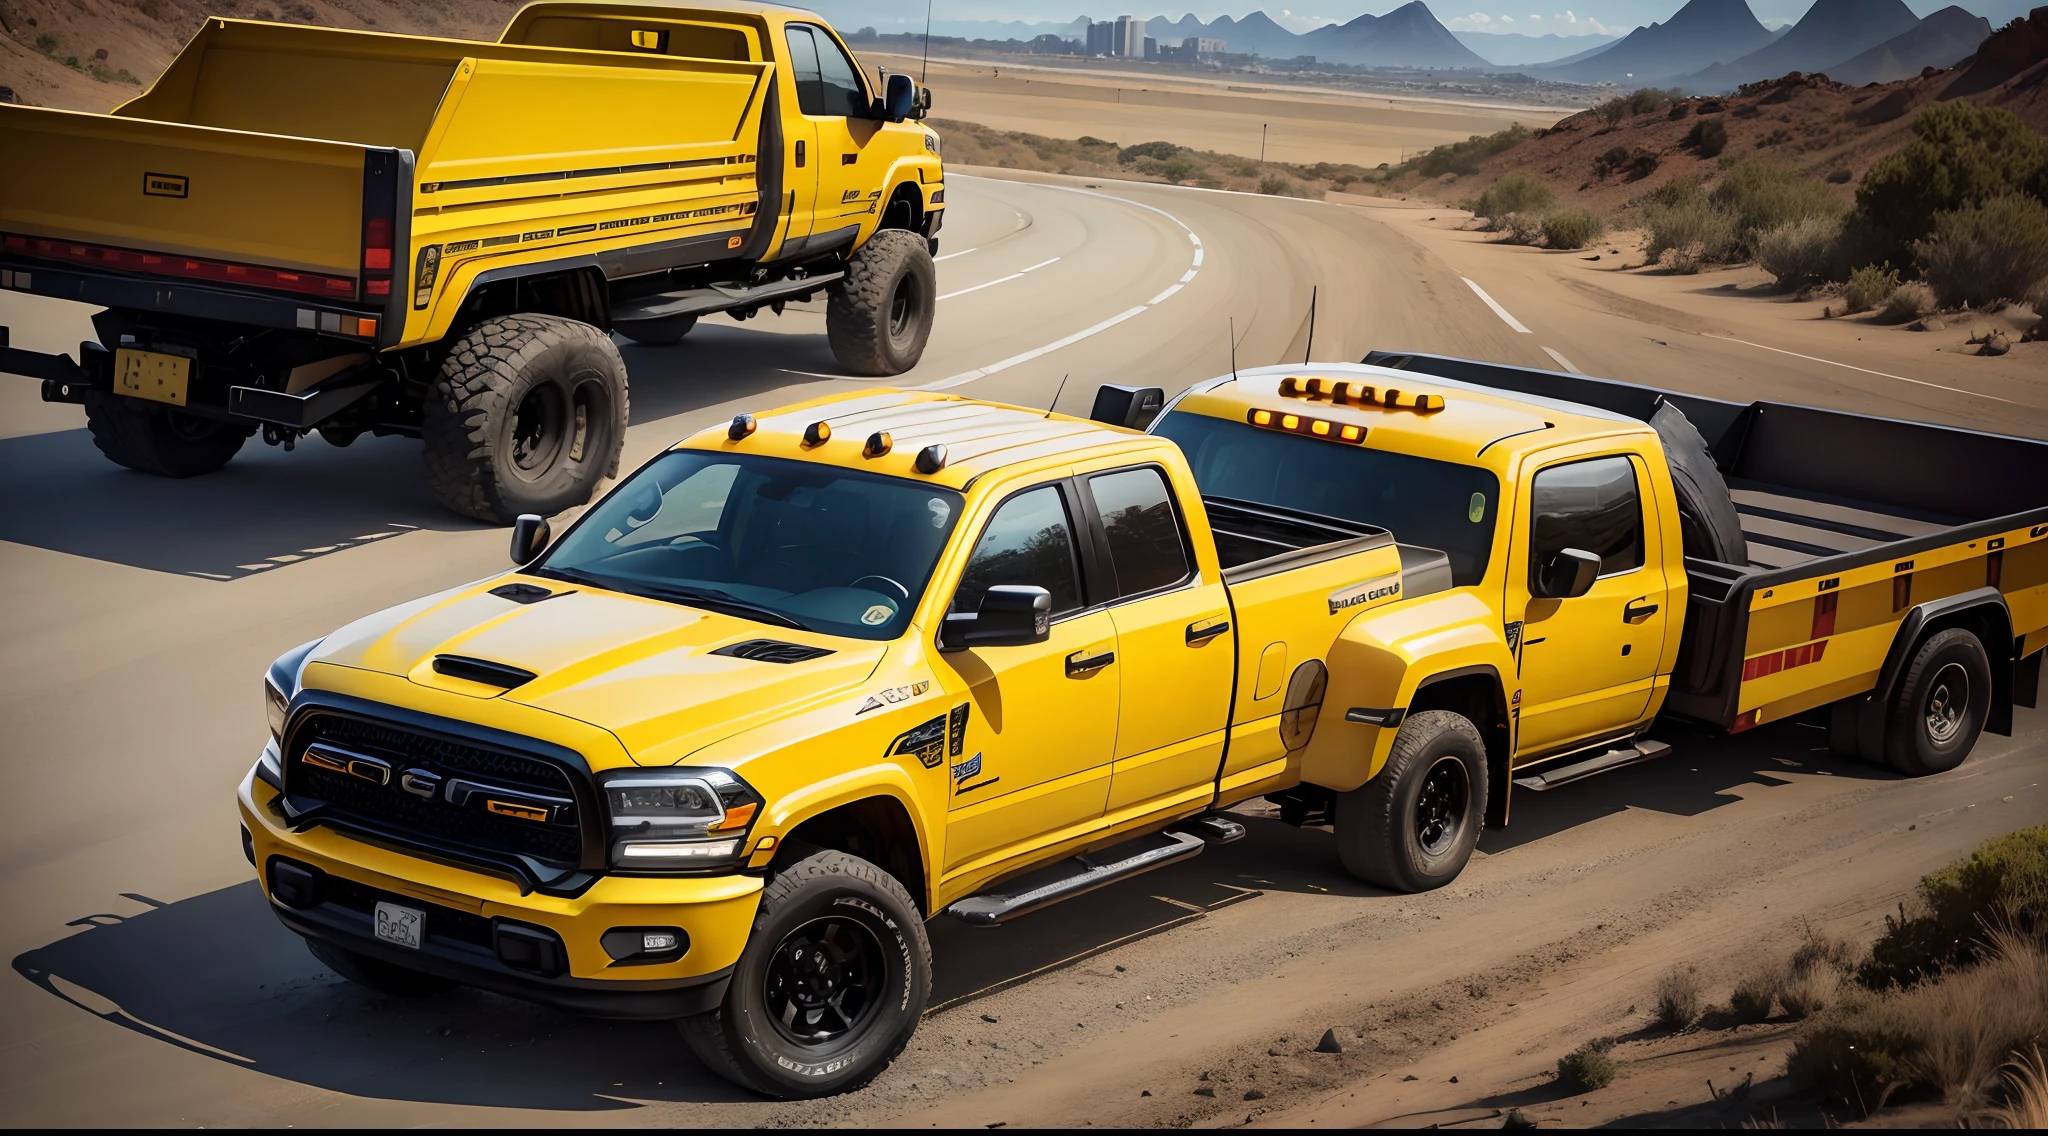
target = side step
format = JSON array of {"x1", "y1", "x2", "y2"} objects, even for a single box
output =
[
  {"x1": 1513, "y1": 738, "x2": 1673, "y2": 792},
  {"x1": 945, "y1": 830, "x2": 1206, "y2": 926},
  {"x1": 611, "y1": 271, "x2": 845, "y2": 324}
]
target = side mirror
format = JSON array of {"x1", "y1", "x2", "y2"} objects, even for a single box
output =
[
  {"x1": 1533, "y1": 547, "x2": 1600, "y2": 599},
  {"x1": 1089, "y1": 384, "x2": 1165, "y2": 431},
  {"x1": 511, "y1": 513, "x2": 551, "y2": 566},
  {"x1": 880, "y1": 71, "x2": 917, "y2": 122},
  {"x1": 939, "y1": 585, "x2": 1051, "y2": 651},
  {"x1": 912, "y1": 84, "x2": 932, "y2": 119}
]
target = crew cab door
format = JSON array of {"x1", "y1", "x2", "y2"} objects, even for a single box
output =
[
  {"x1": 1078, "y1": 465, "x2": 1235, "y2": 823},
  {"x1": 776, "y1": 23, "x2": 826, "y2": 250},
  {"x1": 933, "y1": 482, "x2": 1118, "y2": 877},
  {"x1": 1510, "y1": 451, "x2": 1674, "y2": 758},
  {"x1": 782, "y1": 22, "x2": 873, "y2": 253}
]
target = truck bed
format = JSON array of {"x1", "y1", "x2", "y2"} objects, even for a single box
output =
[{"x1": 1363, "y1": 351, "x2": 2048, "y2": 731}]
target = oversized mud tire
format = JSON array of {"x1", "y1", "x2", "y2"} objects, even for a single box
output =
[
  {"x1": 423, "y1": 314, "x2": 628, "y2": 524},
  {"x1": 826, "y1": 229, "x2": 935, "y2": 376},
  {"x1": 307, "y1": 941, "x2": 457, "y2": 998},
  {"x1": 616, "y1": 314, "x2": 697, "y2": 346},
  {"x1": 82, "y1": 389, "x2": 251, "y2": 477},
  {"x1": 1333, "y1": 710, "x2": 1488, "y2": 893},
  {"x1": 679, "y1": 849, "x2": 929, "y2": 1099},
  {"x1": 1884, "y1": 628, "x2": 1990, "y2": 776}
]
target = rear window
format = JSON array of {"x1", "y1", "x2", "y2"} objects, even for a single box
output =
[{"x1": 1154, "y1": 410, "x2": 1500, "y2": 587}]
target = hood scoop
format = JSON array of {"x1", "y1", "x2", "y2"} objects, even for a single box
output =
[
  {"x1": 710, "y1": 639, "x2": 836, "y2": 664},
  {"x1": 489, "y1": 582, "x2": 568, "y2": 604},
  {"x1": 432, "y1": 654, "x2": 540, "y2": 690}
]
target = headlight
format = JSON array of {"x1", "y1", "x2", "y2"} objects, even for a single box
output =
[
  {"x1": 263, "y1": 638, "x2": 322, "y2": 746},
  {"x1": 600, "y1": 767, "x2": 762, "y2": 872},
  {"x1": 264, "y1": 677, "x2": 289, "y2": 746}
]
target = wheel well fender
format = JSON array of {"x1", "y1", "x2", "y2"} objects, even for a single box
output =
[
  {"x1": 880, "y1": 181, "x2": 923, "y2": 232},
  {"x1": 1409, "y1": 667, "x2": 1513, "y2": 827},
  {"x1": 773, "y1": 792, "x2": 929, "y2": 915},
  {"x1": 1854, "y1": 587, "x2": 2015, "y2": 750},
  {"x1": 430, "y1": 258, "x2": 611, "y2": 348}
]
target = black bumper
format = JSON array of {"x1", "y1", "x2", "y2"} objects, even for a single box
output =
[{"x1": 271, "y1": 893, "x2": 731, "y2": 1021}]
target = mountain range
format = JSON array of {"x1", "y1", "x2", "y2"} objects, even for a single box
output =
[
  {"x1": 1145, "y1": 4, "x2": 1491, "y2": 69},
  {"x1": 1823, "y1": 5, "x2": 1996, "y2": 85},
  {"x1": 1672, "y1": 0, "x2": 1923, "y2": 89}
]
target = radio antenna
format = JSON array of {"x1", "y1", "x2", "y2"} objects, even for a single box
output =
[
  {"x1": 1045, "y1": 373, "x2": 1069, "y2": 418},
  {"x1": 921, "y1": 0, "x2": 934, "y2": 82},
  {"x1": 1229, "y1": 317, "x2": 1238, "y2": 381},
  {"x1": 1303, "y1": 285, "x2": 1318, "y2": 364}
]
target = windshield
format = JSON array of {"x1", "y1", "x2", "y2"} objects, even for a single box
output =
[
  {"x1": 538, "y1": 450, "x2": 964, "y2": 640},
  {"x1": 1153, "y1": 410, "x2": 1500, "y2": 586}
]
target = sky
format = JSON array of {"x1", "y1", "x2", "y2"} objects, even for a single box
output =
[{"x1": 822, "y1": 0, "x2": 2037, "y2": 37}]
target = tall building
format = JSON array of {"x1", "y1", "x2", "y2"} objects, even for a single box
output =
[
  {"x1": 1114, "y1": 14, "x2": 1141, "y2": 57},
  {"x1": 1085, "y1": 18, "x2": 1114, "y2": 56}
]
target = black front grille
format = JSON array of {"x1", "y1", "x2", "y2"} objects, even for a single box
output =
[{"x1": 287, "y1": 712, "x2": 584, "y2": 867}]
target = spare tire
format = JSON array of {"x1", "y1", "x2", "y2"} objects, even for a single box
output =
[{"x1": 1650, "y1": 400, "x2": 1746, "y2": 565}]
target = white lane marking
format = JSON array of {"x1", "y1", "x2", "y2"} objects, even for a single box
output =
[
  {"x1": 1700, "y1": 332, "x2": 2027, "y2": 406},
  {"x1": 937, "y1": 256, "x2": 1062, "y2": 301},
  {"x1": 1463, "y1": 277, "x2": 1531, "y2": 334},
  {"x1": 918, "y1": 178, "x2": 1206, "y2": 391},
  {"x1": 1542, "y1": 346, "x2": 1581, "y2": 373},
  {"x1": 934, "y1": 247, "x2": 977, "y2": 261},
  {"x1": 781, "y1": 368, "x2": 847, "y2": 380}
]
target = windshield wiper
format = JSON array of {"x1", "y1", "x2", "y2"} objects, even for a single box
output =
[{"x1": 532, "y1": 566, "x2": 810, "y2": 631}]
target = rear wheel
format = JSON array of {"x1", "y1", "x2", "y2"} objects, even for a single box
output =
[
  {"x1": 826, "y1": 229, "x2": 935, "y2": 376},
  {"x1": 680, "y1": 850, "x2": 929, "y2": 1099},
  {"x1": 82, "y1": 390, "x2": 251, "y2": 477},
  {"x1": 616, "y1": 314, "x2": 697, "y2": 346},
  {"x1": 1884, "y1": 628, "x2": 1990, "y2": 776},
  {"x1": 307, "y1": 941, "x2": 456, "y2": 998},
  {"x1": 1334, "y1": 710, "x2": 1488, "y2": 893},
  {"x1": 422, "y1": 314, "x2": 628, "y2": 524}
]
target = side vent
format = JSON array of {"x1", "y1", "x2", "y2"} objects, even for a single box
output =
[
  {"x1": 711, "y1": 639, "x2": 836, "y2": 664},
  {"x1": 432, "y1": 655, "x2": 540, "y2": 689}
]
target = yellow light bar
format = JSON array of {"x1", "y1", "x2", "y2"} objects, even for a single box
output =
[
  {"x1": 1246, "y1": 408, "x2": 1368, "y2": 444},
  {"x1": 1277, "y1": 376, "x2": 1443, "y2": 413}
]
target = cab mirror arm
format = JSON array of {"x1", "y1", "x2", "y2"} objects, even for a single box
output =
[
  {"x1": 511, "y1": 513, "x2": 551, "y2": 566},
  {"x1": 1533, "y1": 548, "x2": 1600, "y2": 599},
  {"x1": 939, "y1": 585, "x2": 1052, "y2": 651}
]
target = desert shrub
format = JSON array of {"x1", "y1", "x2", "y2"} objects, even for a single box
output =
[
  {"x1": 1996, "y1": 1047, "x2": 2048, "y2": 1128},
  {"x1": 1779, "y1": 930, "x2": 1854, "y2": 1019},
  {"x1": 1915, "y1": 194, "x2": 2048, "y2": 310},
  {"x1": 1474, "y1": 174, "x2": 1555, "y2": 223},
  {"x1": 1643, "y1": 199, "x2": 1740, "y2": 272},
  {"x1": 1495, "y1": 212, "x2": 1546, "y2": 244},
  {"x1": 1258, "y1": 174, "x2": 1297, "y2": 196},
  {"x1": 1669, "y1": 101, "x2": 1693, "y2": 119},
  {"x1": 1755, "y1": 214, "x2": 1845, "y2": 289},
  {"x1": 1857, "y1": 102, "x2": 2048, "y2": 253},
  {"x1": 1162, "y1": 155, "x2": 1198, "y2": 184},
  {"x1": 1556, "y1": 1037, "x2": 1618, "y2": 1090},
  {"x1": 1861, "y1": 824, "x2": 2048, "y2": 990},
  {"x1": 1712, "y1": 161, "x2": 1843, "y2": 252},
  {"x1": 1594, "y1": 145, "x2": 1659, "y2": 180},
  {"x1": 1542, "y1": 207, "x2": 1607, "y2": 249},
  {"x1": 1119, "y1": 140, "x2": 1180, "y2": 164},
  {"x1": 1878, "y1": 281, "x2": 1935, "y2": 323},
  {"x1": 1731, "y1": 965, "x2": 1782, "y2": 1023},
  {"x1": 1406, "y1": 123, "x2": 1530, "y2": 178},
  {"x1": 1596, "y1": 87, "x2": 1680, "y2": 124},
  {"x1": 1654, "y1": 967, "x2": 1704, "y2": 1030},
  {"x1": 1684, "y1": 117, "x2": 1729, "y2": 158},
  {"x1": 1733, "y1": 103, "x2": 1761, "y2": 118},
  {"x1": 1840, "y1": 263, "x2": 1900, "y2": 313},
  {"x1": 1233, "y1": 159, "x2": 1260, "y2": 177}
]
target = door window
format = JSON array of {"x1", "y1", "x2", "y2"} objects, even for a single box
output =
[
  {"x1": 952, "y1": 486, "x2": 1084, "y2": 616},
  {"x1": 785, "y1": 25, "x2": 868, "y2": 116},
  {"x1": 1087, "y1": 467, "x2": 1192, "y2": 599},
  {"x1": 1528, "y1": 456, "x2": 1644, "y2": 586}
]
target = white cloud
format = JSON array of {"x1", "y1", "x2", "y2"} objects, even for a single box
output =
[
  {"x1": 1444, "y1": 10, "x2": 1493, "y2": 29},
  {"x1": 1499, "y1": 14, "x2": 1515, "y2": 22}
]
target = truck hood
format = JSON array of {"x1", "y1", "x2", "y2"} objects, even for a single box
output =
[{"x1": 313, "y1": 579, "x2": 888, "y2": 765}]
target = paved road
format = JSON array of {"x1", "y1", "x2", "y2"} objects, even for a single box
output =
[{"x1": 0, "y1": 171, "x2": 2040, "y2": 1126}]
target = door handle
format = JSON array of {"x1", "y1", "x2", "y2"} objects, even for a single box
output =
[
  {"x1": 1624, "y1": 598, "x2": 1659, "y2": 622},
  {"x1": 1065, "y1": 649, "x2": 1115, "y2": 676},
  {"x1": 1185, "y1": 619, "x2": 1230, "y2": 645},
  {"x1": 795, "y1": 140, "x2": 806, "y2": 167}
]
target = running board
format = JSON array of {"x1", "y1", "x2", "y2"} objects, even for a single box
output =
[
  {"x1": 945, "y1": 830, "x2": 1206, "y2": 926},
  {"x1": 1513, "y1": 738, "x2": 1673, "y2": 791},
  {"x1": 611, "y1": 272, "x2": 844, "y2": 324}
]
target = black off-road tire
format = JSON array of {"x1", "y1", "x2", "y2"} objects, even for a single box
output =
[
  {"x1": 1884, "y1": 628, "x2": 1991, "y2": 776},
  {"x1": 423, "y1": 315, "x2": 628, "y2": 524},
  {"x1": 616, "y1": 314, "x2": 697, "y2": 346},
  {"x1": 679, "y1": 849, "x2": 930, "y2": 1099},
  {"x1": 1333, "y1": 710, "x2": 1489, "y2": 893},
  {"x1": 82, "y1": 390, "x2": 251, "y2": 477},
  {"x1": 307, "y1": 941, "x2": 457, "y2": 998},
  {"x1": 826, "y1": 229, "x2": 935, "y2": 376}
]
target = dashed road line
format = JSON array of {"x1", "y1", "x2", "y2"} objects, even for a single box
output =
[
  {"x1": 934, "y1": 247, "x2": 977, "y2": 261},
  {"x1": 1700, "y1": 332, "x2": 2025, "y2": 406},
  {"x1": 937, "y1": 256, "x2": 1062, "y2": 301},
  {"x1": 1542, "y1": 346, "x2": 1581, "y2": 373},
  {"x1": 1463, "y1": 277, "x2": 1531, "y2": 334}
]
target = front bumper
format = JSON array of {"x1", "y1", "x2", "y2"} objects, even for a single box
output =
[{"x1": 240, "y1": 759, "x2": 762, "y2": 1020}]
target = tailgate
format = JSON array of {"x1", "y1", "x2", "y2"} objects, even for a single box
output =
[{"x1": 0, "y1": 104, "x2": 368, "y2": 279}]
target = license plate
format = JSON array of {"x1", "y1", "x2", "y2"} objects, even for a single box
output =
[
  {"x1": 114, "y1": 348, "x2": 191, "y2": 407},
  {"x1": 373, "y1": 900, "x2": 425, "y2": 950}
]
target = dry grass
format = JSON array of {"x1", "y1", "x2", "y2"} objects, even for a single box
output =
[
  {"x1": 1655, "y1": 966, "x2": 1705, "y2": 1031},
  {"x1": 1731, "y1": 966, "x2": 1781, "y2": 1023},
  {"x1": 928, "y1": 118, "x2": 1375, "y2": 199},
  {"x1": 1994, "y1": 1046, "x2": 2048, "y2": 1128},
  {"x1": 1556, "y1": 1037, "x2": 1618, "y2": 1091}
]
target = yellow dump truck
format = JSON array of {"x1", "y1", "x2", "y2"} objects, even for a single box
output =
[
  {"x1": 237, "y1": 364, "x2": 2045, "y2": 1097},
  {"x1": 0, "y1": 1, "x2": 943, "y2": 521}
]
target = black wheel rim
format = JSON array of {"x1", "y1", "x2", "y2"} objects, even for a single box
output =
[
  {"x1": 1924, "y1": 662, "x2": 1968, "y2": 745},
  {"x1": 763, "y1": 913, "x2": 886, "y2": 1048},
  {"x1": 887, "y1": 272, "x2": 921, "y2": 343},
  {"x1": 1415, "y1": 756, "x2": 1470, "y2": 857},
  {"x1": 510, "y1": 384, "x2": 566, "y2": 476}
]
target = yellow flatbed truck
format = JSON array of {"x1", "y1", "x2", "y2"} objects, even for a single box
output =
[
  {"x1": 0, "y1": 1, "x2": 943, "y2": 521},
  {"x1": 237, "y1": 365, "x2": 2045, "y2": 1097}
]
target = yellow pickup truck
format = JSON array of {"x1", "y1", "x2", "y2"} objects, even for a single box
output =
[
  {"x1": 0, "y1": 1, "x2": 942, "y2": 521},
  {"x1": 237, "y1": 362, "x2": 2046, "y2": 1097}
]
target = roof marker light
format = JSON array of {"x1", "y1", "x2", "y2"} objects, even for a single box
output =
[
  {"x1": 915, "y1": 444, "x2": 948, "y2": 474},
  {"x1": 863, "y1": 431, "x2": 893, "y2": 458},
  {"x1": 728, "y1": 414, "x2": 756, "y2": 441},
  {"x1": 1251, "y1": 409, "x2": 1273, "y2": 426},
  {"x1": 1247, "y1": 408, "x2": 1368, "y2": 445},
  {"x1": 803, "y1": 421, "x2": 831, "y2": 447}
]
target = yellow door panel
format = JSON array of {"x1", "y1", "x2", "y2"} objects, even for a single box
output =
[
  {"x1": 943, "y1": 765, "x2": 1112, "y2": 877},
  {"x1": 1103, "y1": 581, "x2": 1234, "y2": 816}
]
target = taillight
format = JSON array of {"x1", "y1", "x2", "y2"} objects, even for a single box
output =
[
  {"x1": 4, "y1": 232, "x2": 355, "y2": 298},
  {"x1": 360, "y1": 150, "x2": 400, "y2": 305},
  {"x1": 361, "y1": 211, "x2": 393, "y2": 298}
]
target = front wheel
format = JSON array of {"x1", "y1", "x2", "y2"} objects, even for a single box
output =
[
  {"x1": 826, "y1": 229, "x2": 936, "y2": 376},
  {"x1": 680, "y1": 850, "x2": 929, "y2": 1099},
  {"x1": 1333, "y1": 710, "x2": 1489, "y2": 893},
  {"x1": 1884, "y1": 628, "x2": 1991, "y2": 776}
]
